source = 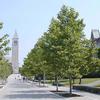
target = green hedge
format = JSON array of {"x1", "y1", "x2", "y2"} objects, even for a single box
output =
[{"x1": 73, "y1": 85, "x2": 100, "y2": 94}]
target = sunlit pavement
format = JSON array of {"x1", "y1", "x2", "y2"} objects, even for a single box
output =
[
  {"x1": 0, "y1": 74, "x2": 64, "y2": 100},
  {"x1": 0, "y1": 74, "x2": 99, "y2": 100}
]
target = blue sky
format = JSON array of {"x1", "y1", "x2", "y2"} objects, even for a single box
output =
[{"x1": 0, "y1": 0, "x2": 100, "y2": 66}]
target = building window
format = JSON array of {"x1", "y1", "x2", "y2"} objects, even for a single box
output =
[{"x1": 14, "y1": 41, "x2": 18, "y2": 46}]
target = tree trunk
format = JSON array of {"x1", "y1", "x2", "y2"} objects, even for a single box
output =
[
  {"x1": 43, "y1": 72, "x2": 46, "y2": 86},
  {"x1": 72, "y1": 78, "x2": 75, "y2": 84},
  {"x1": 56, "y1": 76, "x2": 59, "y2": 91},
  {"x1": 39, "y1": 80, "x2": 40, "y2": 86},
  {"x1": 38, "y1": 77, "x2": 41, "y2": 87},
  {"x1": 51, "y1": 79, "x2": 53, "y2": 84},
  {"x1": 69, "y1": 76, "x2": 72, "y2": 95},
  {"x1": 54, "y1": 75, "x2": 57, "y2": 83},
  {"x1": 79, "y1": 78, "x2": 82, "y2": 84}
]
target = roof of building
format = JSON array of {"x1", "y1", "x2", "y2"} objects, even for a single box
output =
[{"x1": 91, "y1": 29, "x2": 100, "y2": 40}]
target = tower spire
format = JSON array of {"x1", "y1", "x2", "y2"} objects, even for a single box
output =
[
  {"x1": 12, "y1": 31, "x2": 19, "y2": 74},
  {"x1": 13, "y1": 30, "x2": 18, "y2": 38}
]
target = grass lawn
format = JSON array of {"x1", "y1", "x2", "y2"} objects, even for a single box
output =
[
  {"x1": 73, "y1": 78, "x2": 100, "y2": 84},
  {"x1": 95, "y1": 84, "x2": 100, "y2": 87},
  {"x1": 46, "y1": 78, "x2": 100, "y2": 86}
]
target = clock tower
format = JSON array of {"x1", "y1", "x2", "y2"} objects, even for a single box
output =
[{"x1": 12, "y1": 32, "x2": 19, "y2": 74}]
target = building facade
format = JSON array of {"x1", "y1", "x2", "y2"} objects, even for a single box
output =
[{"x1": 91, "y1": 29, "x2": 100, "y2": 48}]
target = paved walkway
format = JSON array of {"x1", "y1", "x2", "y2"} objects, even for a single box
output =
[
  {"x1": 0, "y1": 74, "x2": 63, "y2": 100},
  {"x1": 0, "y1": 74, "x2": 99, "y2": 100}
]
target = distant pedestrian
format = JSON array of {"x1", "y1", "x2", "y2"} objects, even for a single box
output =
[{"x1": 23, "y1": 77, "x2": 25, "y2": 82}]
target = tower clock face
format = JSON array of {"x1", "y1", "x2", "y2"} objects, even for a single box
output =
[{"x1": 14, "y1": 40, "x2": 18, "y2": 46}]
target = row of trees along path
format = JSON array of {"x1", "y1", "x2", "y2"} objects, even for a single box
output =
[
  {"x1": 0, "y1": 22, "x2": 12, "y2": 82},
  {"x1": 20, "y1": 5, "x2": 100, "y2": 95}
]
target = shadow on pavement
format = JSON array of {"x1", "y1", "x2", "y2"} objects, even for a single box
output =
[
  {"x1": 4, "y1": 93, "x2": 62, "y2": 99},
  {"x1": 13, "y1": 90, "x2": 49, "y2": 93}
]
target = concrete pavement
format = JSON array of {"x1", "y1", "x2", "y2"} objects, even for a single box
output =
[
  {"x1": 0, "y1": 74, "x2": 64, "y2": 100},
  {"x1": 0, "y1": 74, "x2": 100, "y2": 100}
]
